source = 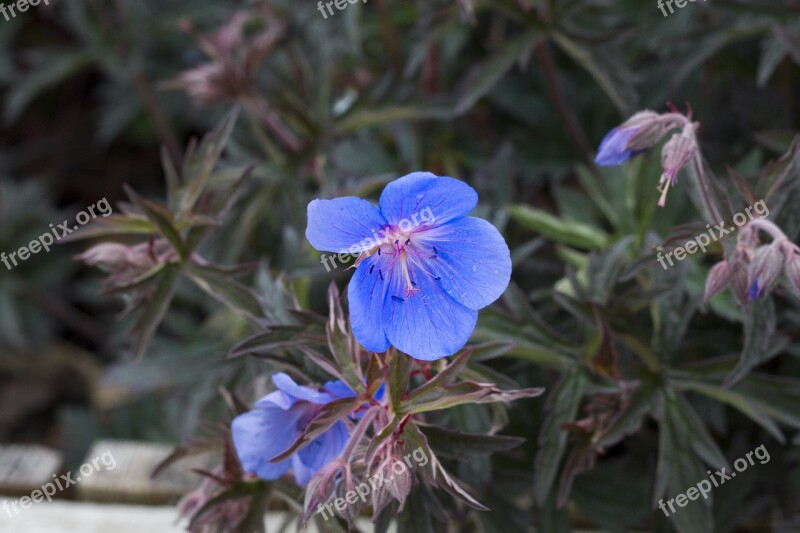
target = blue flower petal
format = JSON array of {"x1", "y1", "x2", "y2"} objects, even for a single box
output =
[
  {"x1": 324, "y1": 380, "x2": 356, "y2": 400},
  {"x1": 292, "y1": 420, "x2": 349, "y2": 486},
  {"x1": 348, "y1": 253, "x2": 391, "y2": 353},
  {"x1": 272, "y1": 372, "x2": 332, "y2": 405},
  {"x1": 381, "y1": 263, "x2": 478, "y2": 360},
  {"x1": 378, "y1": 172, "x2": 477, "y2": 228},
  {"x1": 595, "y1": 127, "x2": 637, "y2": 166},
  {"x1": 416, "y1": 217, "x2": 511, "y2": 310},
  {"x1": 306, "y1": 197, "x2": 388, "y2": 253},
  {"x1": 231, "y1": 403, "x2": 304, "y2": 481}
]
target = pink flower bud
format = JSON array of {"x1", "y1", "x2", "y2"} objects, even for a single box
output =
[
  {"x1": 729, "y1": 253, "x2": 752, "y2": 307},
  {"x1": 704, "y1": 260, "x2": 733, "y2": 303},
  {"x1": 784, "y1": 250, "x2": 800, "y2": 298},
  {"x1": 658, "y1": 123, "x2": 698, "y2": 207},
  {"x1": 75, "y1": 243, "x2": 150, "y2": 272},
  {"x1": 747, "y1": 242, "x2": 785, "y2": 301}
]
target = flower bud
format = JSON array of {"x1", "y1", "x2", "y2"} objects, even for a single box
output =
[
  {"x1": 784, "y1": 250, "x2": 800, "y2": 298},
  {"x1": 729, "y1": 253, "x2": 752, "y2": 307},
  {"x1": 747, "y1": 242, "x2": 785, "y2": 301},
  {"x1": 624, "y1": 111, "x2": 670, "y2": 151},
  {"x1": 703, "y1": 260, "x2": 733, "y2": 303},
  {"x1": 75, "y1": 242, "x2": 150, "y2": 272},
  {"x1": 658, "y1": 123, "x2": 697, "y2": 207},
  {"x1": 596, "y1": 111, "x2": 665, "y2": 166}
]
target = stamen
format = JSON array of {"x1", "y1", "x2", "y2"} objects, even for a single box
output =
[
  {"x1": 369, "y1": 265, "x2": 375, "y2": 274},
  {"x1": 405, "y1": 239, "x2": 411, "y2": 245},
  {"x1": 378, "y1": 269, "x2": 384, "y2": 281},
  {"x1": 434, "y1": 277, "x2": 441, "y2": 281},
  {"x1": 392, "y1": 296, "x2": 404, "y2": 302}
]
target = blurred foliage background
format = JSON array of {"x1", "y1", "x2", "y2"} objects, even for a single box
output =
[{"x1": 1, "y1": 0, "x2": 800, "y2": 531}]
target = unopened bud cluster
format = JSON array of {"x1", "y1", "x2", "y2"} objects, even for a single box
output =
[{"x1": 704, "y1": 219, "x2": 800, "y2": 306}]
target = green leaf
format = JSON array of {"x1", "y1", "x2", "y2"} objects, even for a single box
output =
[
  {"x1": 180, "y1": 107, "x2": 240, "y2": 214},
  {"x1": 724, "y1": 297, "x2": 776, "y2": 387},
  {"x1": 123, "y1": 184, "x2": 187, "y2": 259},
  {"x1": 674, "y1": 379, "x2": 785, "y2": 443},
  {"x1": 533, "y1": 368, "x2": 586, "y2": 506},
  {"x1": 508, "y1": 204, "x2": 609, "y2": 250},
  {"x1": 551, "y1": 32, "x2": 633, "y2": 114},
  {"x1": 4, "y1": 49, "x2": 93, "y2": 124},
  {"x1": 422, "y1": 426, "x2": 525, "y2": 459},
  {"x1": 335, "y1": 104, "x2": 453, "y2": 133},
  {"x1": 131, "y1": 263, "x2": 181, "y2": 359},
  {"x1": 454, "y1": 30, "x2": 541, "y2": 115},
  {"x1": 186, "y1": 263, "x2": 264, "y2": 321},
  {"x1": 59, "y1": 214, "x2": 155, "y2": 242},
  {"x1": 654, "y1": 388, "x2": 713, "y2": 533},
  {"x1": 227, "y1": 325, "x2": 312, "y2": 358}
]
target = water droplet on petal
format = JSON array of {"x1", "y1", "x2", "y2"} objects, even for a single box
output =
[
  {"x1": 493, "y1": 269, "x2": 499, "y2": 275},
  {"x1": 472, "y1": 265, "x2": 477, "y2": 272}
]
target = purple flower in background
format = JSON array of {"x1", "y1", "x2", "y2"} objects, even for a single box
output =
[
  {"x1": 595, "y1": 111, "x2": 667, "y2": 166},
  {"x1": 231, "y1": 373, "x2": 354, "y2": 486},
  {"x1": 596, "y1": 127, "x2": 640, "y2": 166},
  {"x1": 306, "y1": 172, "x2": 512, "y2": 360}
]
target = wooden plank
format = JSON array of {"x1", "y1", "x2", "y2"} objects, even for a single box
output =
[
  {"x1": 0, "y1": 445, "x2": 62, "y2": 497},
  {"x1": 76, "y1": 440, "x2": 214, "y2": 505},
  {"x1": 0, "y1": 501, "x2": 390, "y2": 532}
]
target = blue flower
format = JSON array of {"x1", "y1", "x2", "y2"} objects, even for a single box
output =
[
  {"x1": 595, "y1": 127, "x2": 640, "y2": 166},
  {"x1": 306, "y1": 172, "x2": 512, "y2": 360},
  {"x1": 231, "y1": 373, "x2": 355, "y2": 486}
]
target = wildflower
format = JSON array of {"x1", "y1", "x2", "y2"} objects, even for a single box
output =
[
  {"x1": 595, "y1": 111, "x2": 666, "y2": 166},
  {"x1": 231, "y1": 373, "x2": 356, "y2": 486},
  {"x1": 305, "y1": 172, "x2": 512, "y2": 360},
  {"x1": 595, "y1": 107, "x2": 701, "y2": 208}
]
